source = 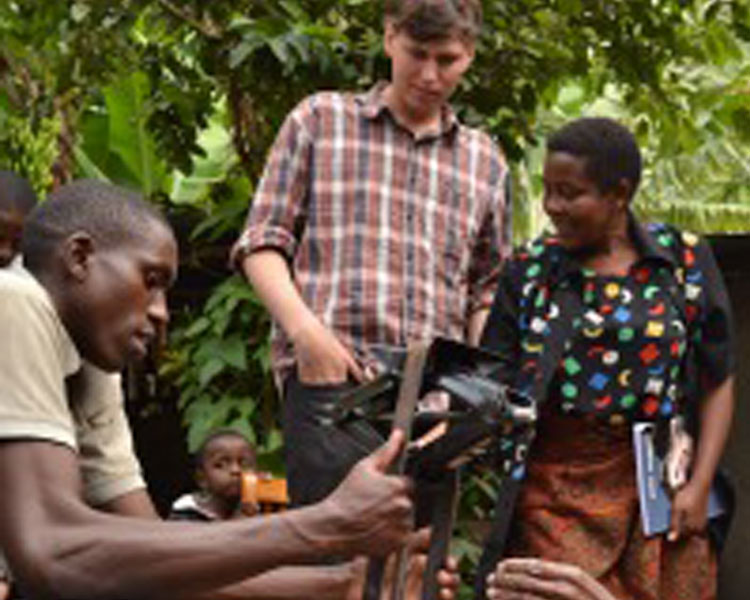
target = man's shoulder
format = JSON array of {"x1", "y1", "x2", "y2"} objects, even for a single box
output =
[
  {"x1": 169, "y1": 493, "x2": 215, "y2": 522},
  {"x1": 0, "y1": 266, "x2": 78, "y2": 371},
  {"x1": 292, "y1": 89, "x2": 362, "y2": 117},
  {"x1": 0, "y1": 267, "x2": 53, "y2": 314},
  {"x1": 454, "y1": 121, "x2": 505, "y2": 163}
]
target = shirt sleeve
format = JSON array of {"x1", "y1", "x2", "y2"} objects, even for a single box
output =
[
  {"x1": 230, "y1": 95, "x2": 316, "y2": 269},
  {"x1": 0, "y1": 282, "x2": 78, "y2": 449},
  {"x1": 466, "y1": 141, "x2": 513, "y2": 314},
  {"x1": 68, "y1": 365, "x2": 146, "y2": 506},
  {"x1": 687, "y1": 234, "x2": 735, "y2": 394}
]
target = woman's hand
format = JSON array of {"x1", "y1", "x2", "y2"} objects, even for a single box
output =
[
  {"x1": 667, "y1": 479, "x2": 711, "y2": 542},
  {"x1": 486, "y1": 558, "x2": 618, "y2": 600}
]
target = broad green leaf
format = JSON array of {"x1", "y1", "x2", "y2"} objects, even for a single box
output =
[
  {"x1": 268, "y1": 37, "x2": 291, "y2": 67},
  {"x1": 169, "y1": 100, "x2": 238, "y2": 205},
  {"x1": 183, "y1": 316, "x2": 211, "y2": 338},
  {"x1": 198, "y1": 357, "x2": 225, "y2": 388},
  {"x1": 103, "y1": 71, "x2": 165, "y2": 195},
  {"x1": 73, "y1": 145, "x2": 111, "y2": 182},
  {"x1": 217, "y1": 336, "x2": 248, "y2": 371},
  {"x1": 229, "y1": 36, "x2": 264, "y2": 69}
]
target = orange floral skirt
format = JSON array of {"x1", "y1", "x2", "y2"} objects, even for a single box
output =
[{"x1": 506, "y1": 413, "x2": 716, "y2": 600}]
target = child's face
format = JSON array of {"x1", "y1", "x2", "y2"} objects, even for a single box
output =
[
  {"x1": 0, "y1": 208, "x2": 25, "y2": 268},
  {"x1": 198, "y1": 436, "x2": 257, "y2": 502}
]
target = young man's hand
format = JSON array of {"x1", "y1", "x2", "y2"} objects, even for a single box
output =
[
  {"x1": 292, "y1": 316, "x2": 364, "y2": 384},
  {"x1": 487, "y1": 558, "x2": 618, "y2": 600},
  {"x1": 320, "y1": 430, "x2": 414, "y2": 557}
]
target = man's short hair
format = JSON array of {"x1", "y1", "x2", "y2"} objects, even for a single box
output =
[
  {"x1": 22, "y1": 179, "x2": 170, "y2": 275},
  {"x1": 0, "y1": 170, "x2": 37, "y2": 215},
  {"x1": 547, "y1": 117, "x2": 642, "y2": 199},
  {"x1": 384, "y1": 0, "x2": 483, "y2": 42}
]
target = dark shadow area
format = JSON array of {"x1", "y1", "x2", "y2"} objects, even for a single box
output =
[{"x1": 712, "y1": 235, "x2": 750, "y2": 600}]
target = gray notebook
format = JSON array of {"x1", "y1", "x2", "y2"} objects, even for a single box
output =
[{"x1": 632, "y1": 422, "x2": 726, "y2": 536}]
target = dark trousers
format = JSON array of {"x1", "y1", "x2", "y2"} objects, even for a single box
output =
[{"x1": 281, "y1": 376, "x2": 373, "y2": 507}]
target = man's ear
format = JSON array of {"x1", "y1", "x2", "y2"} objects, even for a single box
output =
[
  {"x1": 383, "y1": 19, "x2": 398, "y2": 57},
  {"x1": 462, "y1": 37, "x2": 476, "y2": 63},
  {"x1": 61, "y1": 232, "x2": 96, "y2": 282}
]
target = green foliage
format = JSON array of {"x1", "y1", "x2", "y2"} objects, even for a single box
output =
[
  {"x1": 0, "y1": 1, "x2": 145, "y2": 188},
  {"x1": 159, "y1": 275, "x2": 283, "y2": 471},
  {"x1": 104, "y1": 72, "x2": 166, "y2": 195},
  {"x1": 0, "y1": 113, "x2": 60, "y2": 195}
]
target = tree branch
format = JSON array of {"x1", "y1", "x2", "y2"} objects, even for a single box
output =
[{"x1": 155, "y1": 0, "x2": 221, "y2": 39}]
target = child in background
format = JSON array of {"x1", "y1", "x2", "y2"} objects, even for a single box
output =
[
  {"x1": 0, "y1": 170, "x2": 37, "y2": 269},
  {"x1": 169, "y1": 429, "x2": 258, "y2": 521},
  {"x1": 0, "y1": 168, "x2": 35, "y2": 600}
]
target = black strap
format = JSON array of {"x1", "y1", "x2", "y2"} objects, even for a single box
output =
[
  {"x1": 421, "y1": 470, "x2": 461, "y2": 600},
  {"x1": 474, "y1": 279, "x2": 582, "y2": 598},
  {"x1": 364, "y1": 343, "x2": 430, "y2": 600}
]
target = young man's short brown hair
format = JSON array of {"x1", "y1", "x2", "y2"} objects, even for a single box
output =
[{"x1": 384, "y1": 0, "x2": 482, "y2": 42}]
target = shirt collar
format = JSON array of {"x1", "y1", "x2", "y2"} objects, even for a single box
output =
[
  {"x1": 632, "y1": 217, "x2": 679, "y2": 266},
  {"x1": 358, "y1": 81, "x2": 459, "y2": 138},
  {"x1": 551, "y1": 212, "x2": 678, "y2": 284},
  {"x1": 172, "y1": 493, "x2": 219, "y2": 521}
]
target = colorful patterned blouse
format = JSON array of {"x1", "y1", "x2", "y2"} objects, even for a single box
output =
[{"x1": 482, "y1": 218, "x2": 734, "y2": 425}]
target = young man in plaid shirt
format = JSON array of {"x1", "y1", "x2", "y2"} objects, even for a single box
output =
[{"x1": 232, "y1": 0, "x2": 512, "y2": 507}]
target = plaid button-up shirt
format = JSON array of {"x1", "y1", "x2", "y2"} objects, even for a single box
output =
[{"x1": 232, "y1": 83, "x2": 512, "y2": 381}]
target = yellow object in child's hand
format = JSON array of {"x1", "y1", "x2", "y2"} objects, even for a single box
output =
[{"x1": 241, "y1": 471, "x2": 289, "y2": 515}]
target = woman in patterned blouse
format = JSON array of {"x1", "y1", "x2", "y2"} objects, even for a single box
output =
[{"x1": 481, "y1": 117, "x2": 734, "y2": 600}]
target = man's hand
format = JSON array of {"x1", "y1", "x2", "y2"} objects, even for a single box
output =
[
  {"x1": 0, "y1": 578, "x2": 10, "y2": 600},
  {"x1": 486, "y1": 558, "x2": 618, "y2": 600},
  {"x1": 667, "y1": 478, "x2": 710, "y2": 542},
  {"x1": 292, "y1": 316, "x2": 365, "y2": 384},
  {"x1": 321, "y1": 430, "x2": 414, "y2": 557},
  {"x1": 403, "y1": 528, "x2": 459, "y2": 600},
  {"x1": 345, "y1": 528, "x2": 460, "y2": 600}
]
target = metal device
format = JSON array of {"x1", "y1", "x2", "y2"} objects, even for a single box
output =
[{"x1": 320, "y1": 338, "x2": 536, "y2": 600}]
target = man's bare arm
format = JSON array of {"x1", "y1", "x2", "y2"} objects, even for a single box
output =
[
  {"x1": 94, "y1": 488, "x2": 354, "y2": 600},
  {"x1": 184, "y1": 565, "x2": 353, "y2": 600},
  {"x1": 99, "y1": 494, "x2": 456, "y2": 600},
  {"x1": 242, "y1": 250, "x2": 364, "y2": 384},
  {"x1": 0, "y1": 433, "x2": 412, "y2": 600},
  {"x1": 96, "y1": 487, "x2": 160, "y2": 518},
  {"x1": 467, "y1": 307, "x2": 490, "y2": 346},
  {"x1": 93, "y1": 482, "x2": 355, "y2": 600}
]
